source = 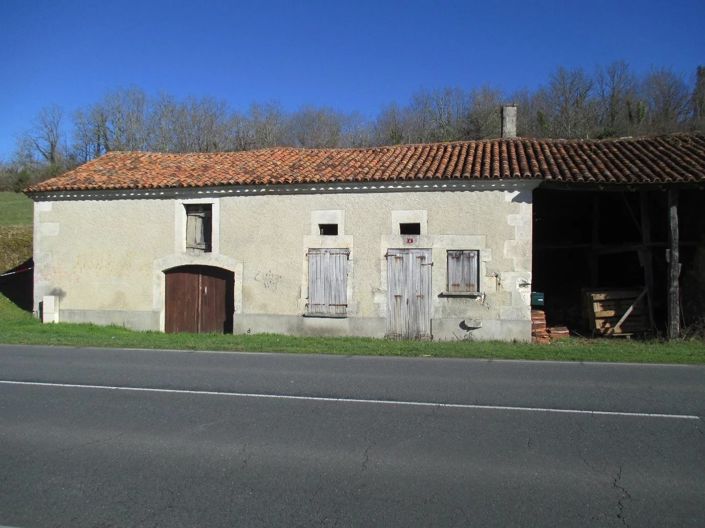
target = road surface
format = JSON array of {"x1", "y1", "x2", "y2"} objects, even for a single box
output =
[{"x1": 0, "y1": 344, "x2": 703, "y2": 527}]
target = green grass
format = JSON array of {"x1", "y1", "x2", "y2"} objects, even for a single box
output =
[
  {"x1": 1, "y1": 294, "x2": 703, "y2": 363},
  {"x1": 0, "y1": 187, "x2": 700, "y2": 363},
  {"x1": 0, "y1": 191, "x2": 32, "y2": 226}
]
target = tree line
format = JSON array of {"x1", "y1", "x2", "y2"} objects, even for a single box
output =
[{"x1": 2, "y1": 61, "x2": 704, "y2": 191}]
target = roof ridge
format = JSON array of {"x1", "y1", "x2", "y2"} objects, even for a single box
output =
[
  {"x1": 98, "y1": 132, "x2": 705, "y2": 157},
  {"x1": 25, "y1": 133, "x2": 705, "y2": 193}
]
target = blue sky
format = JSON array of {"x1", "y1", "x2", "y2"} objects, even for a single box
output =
[{"x1": 1, "y1": 0, "x2": 704, "y2": 159}]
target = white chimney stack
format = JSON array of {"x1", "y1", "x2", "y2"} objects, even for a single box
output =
[{"x1": 501, "y1": 105, "x2": 517, "y2": 139}]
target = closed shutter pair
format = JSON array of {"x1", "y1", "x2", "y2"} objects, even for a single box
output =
[{"x1": 307, "y1": 248, "x2": 349, "y2": 316}]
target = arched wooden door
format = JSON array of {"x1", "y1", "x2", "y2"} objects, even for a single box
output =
[{"x1": 165, "y1": 266, "x2": 234, "y2": 334}]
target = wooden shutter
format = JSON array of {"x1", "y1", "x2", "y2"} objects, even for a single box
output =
[
  {"x1": 386, "y1": 248, "x2": 432, "y2": 339},
  {"x1": 447, "y1": 250, "x2": 478, "y2": 293},
  {"x1": 307, "y1": 248, "x2": 349, "y2": 316},
  {"x1": 185, "y1": 204, "x2": 212, "y2": 252}
]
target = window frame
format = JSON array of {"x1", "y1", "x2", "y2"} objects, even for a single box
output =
[
  {"x1": 399, "y1": 222, "x2": 421, "y2": 235},
  {"x1": 305, "y1": 247, "x2": 350, "y2": 318},
  {"x1": 318, "y1": 223, "x2": 339, "y2": 236},
  {"x1": 443, "y1": 249, "x2": 481, "y2": 296},
  {"x1": 184, "y1": 203, "x2": 213, "y2": 253}
]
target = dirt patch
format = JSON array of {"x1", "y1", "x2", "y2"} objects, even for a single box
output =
[{"x1": 0, "y1": 225, "x2": 32, "y2": 273}]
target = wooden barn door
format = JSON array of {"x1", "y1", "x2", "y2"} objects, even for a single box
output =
[
  {"x1": 165, "y1": 266, "x2": 234, "y2": 334},
  {"x1": 386, "y1": 249, "x2": 432, "y2": 339}
]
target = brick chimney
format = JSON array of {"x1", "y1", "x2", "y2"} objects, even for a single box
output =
[{"x1": 501, "y1": 105, "x2": 517, "y2": 138}]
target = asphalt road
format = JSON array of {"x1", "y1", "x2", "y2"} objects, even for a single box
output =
[{"x1": 0, "y1": 344, "x2": 703, "y2": 527}]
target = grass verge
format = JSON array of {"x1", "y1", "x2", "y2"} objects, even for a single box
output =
[
  {"x1": 1, "y1": 294, "x2": 703, "y2": 363},
  {"x1": 0, "y1": 191, "x2": 32, "y2": 226}
]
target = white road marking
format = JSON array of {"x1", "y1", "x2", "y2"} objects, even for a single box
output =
[{"x1": 0, "y1": 380, "x2": 700, "y2": 420}]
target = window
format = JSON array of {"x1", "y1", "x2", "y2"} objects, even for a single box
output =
[
  {"x1": 400, "y1": 223, "x2": 421, "y2": 235},
  {"x1": 307, "y1": 248, "x2": 349, "y2": 317},
  {"x1": 319, "y1": 223, "x2": 338, "y2": 236},
  {"x1": 185, "y1": 204, "x2": 212, "y2": 252},
  {"x1": 447, "y1": 250, "x2": 479, "y2": 293}
]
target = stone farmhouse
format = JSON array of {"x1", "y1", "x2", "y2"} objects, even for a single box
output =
[{"x1": 26, "y1": 112, "x2": 705, "y2": 341}]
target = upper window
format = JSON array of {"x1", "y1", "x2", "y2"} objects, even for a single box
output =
[
  {"x1": 307, "y1": 248, "x2": 350, "y2": 317},
  {"x1": 185, "y1": 204, "x2": 212, "y2": 252},
  {"x1": 447, "y1": 250, "x2": 479, "y2": 293},
  {"x1": 319, "y1": 223, "x2": 339, "y2": 236},
  {"x1": 399, "y1": 222, "x2": 421, "y2": 235}
]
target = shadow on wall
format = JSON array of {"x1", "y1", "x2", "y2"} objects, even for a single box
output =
[
  {"x1": 0, "y1": 258, "x2": 33, "y2": 311},
  {"x1": 511, "y1": 190, "x2": 533, "y2": 204}
]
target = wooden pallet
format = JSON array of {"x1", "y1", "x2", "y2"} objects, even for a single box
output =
[{"x1": 583, "y1": 288, "x2": 649, "y2": 336}]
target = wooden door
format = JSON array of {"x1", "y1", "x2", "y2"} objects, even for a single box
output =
[
  {"x1": 165, "y1": 266, "x2": 234, "y2": 334},
  {"x1": 386, "y1": 249, "x2": 432, "y2": 339}
]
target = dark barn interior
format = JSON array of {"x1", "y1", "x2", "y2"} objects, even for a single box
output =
[{"x1": 532, "y1": 187, "x2": 705, "y2": 337}]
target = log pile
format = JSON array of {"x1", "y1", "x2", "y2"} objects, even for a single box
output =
[{"x1": 583, "y1": 288, "x2": 648, "y2": 337}]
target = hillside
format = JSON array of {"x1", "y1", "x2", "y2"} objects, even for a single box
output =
[{"x1": 0, "y1": 192, "x2": 32, "y2": 272}]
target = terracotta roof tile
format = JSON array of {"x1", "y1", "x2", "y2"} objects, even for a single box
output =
[{"x1": 26, "y1": 134, "x2": 705, "y2": 193}]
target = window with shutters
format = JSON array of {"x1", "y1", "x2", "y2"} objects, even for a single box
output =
[
  {"x1": 446, "y1": 250, "x2": 479, "y2": 294},
  {"x1": 306, "y1": 248, "x2": 349, "y2": 317},
  {"x1": 185, "y1": 204, "x2": 212, "y2": 252}
]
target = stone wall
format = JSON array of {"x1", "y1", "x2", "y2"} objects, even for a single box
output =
[{"x1": 33, "y1": 182, "x2": 536, "y2": 341}]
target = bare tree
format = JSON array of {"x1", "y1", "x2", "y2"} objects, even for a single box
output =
[
  {"x1": 287, "y1": 107, "x2": 343, "y2": 148},
  {"x1": 147, "y1": 93, "x2": 179, "y2": 152},
  {"x1": 72, "y1": 105, "x2": 109, "y2": 162},
  {"x1": 595, "y1": 60, "x2": 641, "y2": 136},
  {"x1": 642, "y1": 68, "x2": 690, "y2": 133},
  {"x1": 428, "y1": 87, "x2": 470, "y2": 141},
  {"x1": 102, "y1": 88, "x2": 149, "y2": 151},
  {"x1": 228, "y1": 112, "x2": 254, "y2": 151},
  {"x1": 174, "y1": 97, "x2": 230, "y2": 152},
  {"x1": 13, "y1": 60, "x2": 705, "y2": 189},
  {"x1": 466, "y1": 86, "x2": 504, "y2": 139},
  {"x1": 373, "y1": 103, "x2": 408, "y2": 145},
  {"x1": 692, "y1": 65, "x2": 705, "y2": 131},
  {"x1": 71, "y1": 89, "x2": 148, "y2": 156},
  {"x1": 249, "y1": 102, "x2": 287, "y2": 148},
  {"x1": 406, "y1": 90, "x2": 438, "y2": 142},
  {"x1": 340, "y1": 113, "x2": 372, "y2": 148},
  {"x1": 509, "y1": 88, "x2": 551, "y2": 137},
  {"x1": 545, "y1": 67, "x2": 596, "y2": 137},
  {"x1": 28, "y1": 105, "x2": 64, "y2": 164}
]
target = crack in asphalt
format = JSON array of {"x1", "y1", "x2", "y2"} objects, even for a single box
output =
[
  {"x1": 361, "y1": 443, "x2": 373, "y2": 473},
  {"x1": 612, "y1": 465, "x2": 632, "y2": 528},
  {"x1": 239, "y1": 443, "x2": 251, "y2": 471}
]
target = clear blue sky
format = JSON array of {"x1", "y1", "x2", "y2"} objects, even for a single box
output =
[{"x1": 1, "y1": 0, "x2": 703, "y2": 159}]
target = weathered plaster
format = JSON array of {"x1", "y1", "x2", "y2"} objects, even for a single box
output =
[{"x1": 32, "y1": 181, "x2": 537, "y2": 340}]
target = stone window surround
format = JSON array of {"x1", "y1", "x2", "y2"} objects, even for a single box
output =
[
  {"x1": 374, "y1": 234, "x2": 491, "y2": 318},
  {"x1": 175, "y1": 197, "x2": 220, "y2": 255},
  {"x1": 391, "y1": 210, "x2": 428, "y2": 235},
  {"x1": 301, "y1": 209, "x2": 354, "y2": 316}
]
